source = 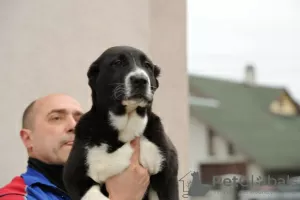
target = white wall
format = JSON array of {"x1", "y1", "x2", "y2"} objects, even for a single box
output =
[
  {"x1": 189, "y1": 116, "x2": 208, "y2": 171},
  {"x1": 212, "y1": 135, "x2": 247, "y2": 163},
  {"x1": 190, "y1": 116, "x2": 248, "y2": 166},
  {"x1": 189, "y1": 116, "x2": 264, "y2": 199},
  {"x1": 0, "y1": 1, "x2": 189, "y2": 196},
  {"x1": 0, "y1": 0, "x2": 148, "y2": 185},
  {"x1": 189, "y1": 116, "x2": 263, "y2": 176}
]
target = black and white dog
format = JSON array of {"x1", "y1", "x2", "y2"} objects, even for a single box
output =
[{"x1": 63, "y1": 46, "x2": 179, "y2": 200}]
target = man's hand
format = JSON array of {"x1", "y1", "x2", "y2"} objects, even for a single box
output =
[{"x1": 106, "y1": 137, "x2": 150, "y2": 200}]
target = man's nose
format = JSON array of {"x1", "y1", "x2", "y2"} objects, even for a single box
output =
[{"x1": 66, "y1": 116, "x2": 77, "y2": 133}]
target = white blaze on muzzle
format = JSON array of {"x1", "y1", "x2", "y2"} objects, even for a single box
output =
[{"x1": 124, "y1": 66, "x2": 152, "y2": 99}]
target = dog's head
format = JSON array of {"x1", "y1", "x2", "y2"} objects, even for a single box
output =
[{"x1": 87, "y1": 46, "x2": 161, "y2": 110}]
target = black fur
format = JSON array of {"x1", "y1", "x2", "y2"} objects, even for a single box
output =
[{"x1": 63, "y1": 46, "x2": 179, "y2": 200}]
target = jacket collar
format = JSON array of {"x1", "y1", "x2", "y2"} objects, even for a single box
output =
[{"x1": 21, "y1": 166, "x2": 58, "y2": 188}]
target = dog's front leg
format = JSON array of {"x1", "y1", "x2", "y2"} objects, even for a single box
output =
[
  {"x1": 149, "y1": 173, "x2": 180, "y2": 200},
  {"x1": 140, "y1": 136, "x2": 165, "y2": 175},
  {"x1": 86, "y1": 142, "x2": 134, "y2": 183},
  {"x1": 164, "y1": 175, "x2": 180, "y2": 200}
]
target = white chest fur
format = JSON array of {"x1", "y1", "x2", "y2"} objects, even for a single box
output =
[
  {"x1": 84, "y1": 109, "x2": 164, "y2": 199},
  {"x1": 108, "y1": 109, "x2": 164, "y2": 174},
  {"x1": 108, "y1": 109, "x2": 148, "y2": 142},
  {"x1": 85, "y1": 137, "x2": 164, "y2": 199}
]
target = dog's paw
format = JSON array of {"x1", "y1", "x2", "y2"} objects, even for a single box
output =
[
  {"x1": 114, "y1": 142, "x2": 134, "y2": 169},
  {"x1": 140, "y1": 137, "x2": 165, "y2": 175},
  {"x1": 87, "y1": 143, "x2": 133, "y2": 183},
  {"x1": 98, "y1": 143, "x2": 133, "y2": 181}
]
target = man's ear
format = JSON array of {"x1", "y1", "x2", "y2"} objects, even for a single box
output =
[
  {"x1": 20, "y1": 129, "x2": 33, "y2": 152},
  {"x1": 153, "y1": 65, "x2": 161, "y2": 89}
]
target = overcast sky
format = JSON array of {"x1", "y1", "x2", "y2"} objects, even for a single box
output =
[{"x1": 187, "y1": 0, "x2": 300, "y2": 101}]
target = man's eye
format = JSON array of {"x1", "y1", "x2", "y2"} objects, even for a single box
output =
[{"x1": 50, "y1": 116, "x2": 62, "y2": 121}]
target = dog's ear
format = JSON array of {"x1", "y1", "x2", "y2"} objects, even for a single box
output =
[
  {"x1": 153, "y1": 65, "x2": 161, "y2": 89},
  {"x1": 87, "y1": 61, "x2": 100, "y2": 89}
]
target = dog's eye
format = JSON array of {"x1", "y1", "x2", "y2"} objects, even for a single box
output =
[
  {"x1": 111, "y1": 59, "x2": 123, "y2": 66},
  {"x1": 144, "y1": 61, "x2": 153, "y2": 70}
]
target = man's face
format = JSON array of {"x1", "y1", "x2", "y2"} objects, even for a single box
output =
[{"x1": 25, "y1": 94, "x2": 83, "y2": 165}]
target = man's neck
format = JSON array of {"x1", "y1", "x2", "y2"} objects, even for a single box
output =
[{"x1": 28, "y1": 157, "x2": 66, "y2": 192}]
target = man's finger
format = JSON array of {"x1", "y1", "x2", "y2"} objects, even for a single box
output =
[
  {"x1": 130, "y1": 137, "x2": 138, "y2": 148},
  {"x1": 130, "y1": 137, "x2": 140, "y2": 165}
]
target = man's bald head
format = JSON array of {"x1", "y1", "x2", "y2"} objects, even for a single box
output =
[
  {"x1": 22, "y1": 100, "x2": 37, "y2": 129},
  {"x1": 21, "y1": 94, "x2": 82, "y2": 130}
]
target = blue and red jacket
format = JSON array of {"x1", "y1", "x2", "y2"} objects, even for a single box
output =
[{"x1": 0, "y1": 167, "x2": 71, "y2": 200}]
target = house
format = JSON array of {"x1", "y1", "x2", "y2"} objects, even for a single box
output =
[{"x1": 188, "y1": 66, "x2": 300, "y2": 195}]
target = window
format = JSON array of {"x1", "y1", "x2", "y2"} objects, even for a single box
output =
[
  {"x1": 208, "y1": 128, "x2": 215, "y2": 156},
  {"x1": 228, "y1": 142, "x2": 235, "y2": 155}
]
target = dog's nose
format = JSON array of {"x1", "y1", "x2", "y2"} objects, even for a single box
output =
[{"x1": 130, "y1": 75, "x2": 148, "y2": 87}]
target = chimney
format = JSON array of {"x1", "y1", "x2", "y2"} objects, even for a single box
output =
[{"x1": 244, "y1": 64, "x2": 255, "y2": 86}]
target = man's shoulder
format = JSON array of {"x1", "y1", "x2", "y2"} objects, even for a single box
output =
[
  {"x1": 0, "y1": 176, "x2": 27, "y2": 199},
  {"x1": 0, "y1": 168, "x2": 69, "y2": 200}
]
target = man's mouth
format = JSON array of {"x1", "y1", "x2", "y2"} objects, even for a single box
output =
[{"x1": 64, "y1": 141, "x2": 74, "y2": 146}]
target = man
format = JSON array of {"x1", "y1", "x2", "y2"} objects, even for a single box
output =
[{"x1": 0, "y1": 93, "x2": 150, "y2": 200}]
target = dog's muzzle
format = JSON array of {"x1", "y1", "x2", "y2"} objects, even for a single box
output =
[
  {"x1": 124, "y1": 68, "x2": 152, "y2": 103},
  {"x1": 129, "y1": 74, "x2": 148, "y2": 94}
]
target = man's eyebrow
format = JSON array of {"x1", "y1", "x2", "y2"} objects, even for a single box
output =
[
  {"x1": 47, "y1": 109, "x2": 83, "y2": 116},
  {"x1": 47, "y1": 109, "x2": 66, "y2": 116}
]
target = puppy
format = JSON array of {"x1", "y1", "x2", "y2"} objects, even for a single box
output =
[{"x1": 63, "y1": 46, "x2": 179, "y2": 200}]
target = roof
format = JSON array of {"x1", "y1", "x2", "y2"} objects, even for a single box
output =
[{"x1": 189, "y1": 73, "x2": 300, "y2": 171}]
